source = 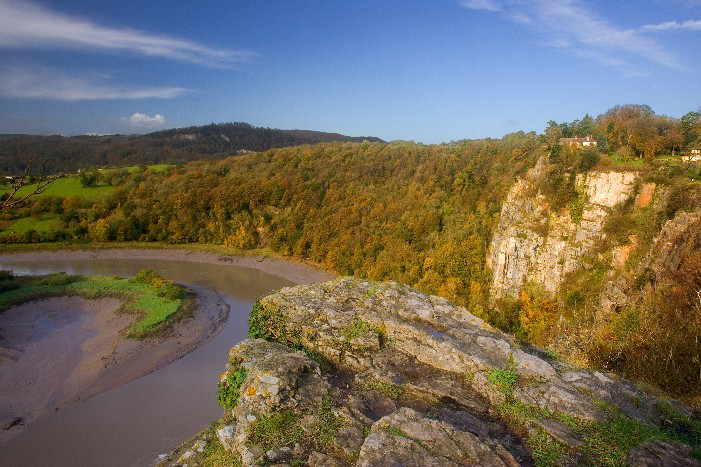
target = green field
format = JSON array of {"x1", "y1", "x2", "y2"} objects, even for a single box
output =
[
  {"x1": 1, "y1": 164, "x2": 171, "y2": 202},
  {"x1": 605, "y1": 151, "x2": 645, "y2": 168},
  {"x1": 121, "y1": 164, "x2": 171, "y2": 173},
  {"x1": 2, "y1": 213, "x2": 62, "y2": 233},
  {"x1": 2, "y1": 176, "x2": 114, "y2": 201},
  {"x1": 0, "y1": 270, "x2": 192, "y2": 338},
  {"x1": 98, "y1": 164, "x2": 171, "y2": 174}
]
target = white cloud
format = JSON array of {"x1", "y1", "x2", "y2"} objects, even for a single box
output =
[
  {"x1": 640, "y1": 20, "x2": 701, "y2": 32},
  {"x1": 121, "y1": 113, "x2": 166, "y2": 129},
  {"x1": 0, "y1": 65, "x2": 189, "y2": 100},
  {"x1": 459, "y1": 0, "x2": 683, "y2": 71},
  {"x1": 0, "y1": 0, "x2": 249, "y2": 67}
]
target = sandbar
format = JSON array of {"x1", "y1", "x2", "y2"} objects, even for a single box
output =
[{"x1": 0, "y1": 285, "x2": 228, "y2": 441}]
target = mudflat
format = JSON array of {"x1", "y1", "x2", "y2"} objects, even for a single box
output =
[{"x1": 0, "y1": 286, "x2": 228, "y2": 442}]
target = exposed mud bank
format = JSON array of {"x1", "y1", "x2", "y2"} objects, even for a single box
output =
[{"x1": 0, "y1": 285, "x2": 228, "y2": 442}]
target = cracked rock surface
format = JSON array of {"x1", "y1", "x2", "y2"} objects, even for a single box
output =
[{"x1": 171, "y1": 277, "x2": 701, "y2": 466}]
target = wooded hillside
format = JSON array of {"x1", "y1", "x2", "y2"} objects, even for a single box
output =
[{"x1": 0, "y1": 123, "x2": 383, "y2": 175}]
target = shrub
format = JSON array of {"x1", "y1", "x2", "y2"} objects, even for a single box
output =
[
  {"x1": 217, "y1": 367, "x2": 248, "y2": 411},
  {"x1": 36, "y1": 272, "x2": 76, "y2": 287},
  {"x1": 79, "y1": 170, "x2": 99, "y2": 188},
  {"x1": 589, "y1": 255, "x2": 701, "y2": 397},
  {"x1": 577, "y1": 147, "x2": 600, "y2": 172},
  {"x1": 132, "y1": 268, "x2": 159, "y2": 284},
  {"x1": 490, "y1": 296, "x2": 522, "y2": 334},
  {"x1": 564, "y1": 290, "x2": 584, "y2": 307},
  {"x1": 248, "y1": 301, "x2": 288, "y2": 342},
  {"x1": 130, "y1": 268, "x2": 184, "y2": 301},
  {"x1": 665, "y1": 182, "x2": 700, "y2": 220},
  {"x1": 519, "y1": 285, "x2": 560, "y2": 346},
  {"x1": 569, "y1": 189, "x2": 586, "y2": 223},
  {"x1": 156, "y1": 281, "x2": 183, "y2": 300}
]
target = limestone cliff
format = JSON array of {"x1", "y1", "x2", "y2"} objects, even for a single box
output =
[
  {"x1": 600, "y1": 208, "x2": 701, "y2": 315},
  {"x1": 488, "y1": 158, "x2": 640, "y2": 299},
  {"x1": 167, "y1": 278, "x2": 700, "y2": 466}
]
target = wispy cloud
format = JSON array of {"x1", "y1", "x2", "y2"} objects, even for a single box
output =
[
  {"x1": 121, "y1": 112, "x2": 166, "y2": 130},
  {"x1": 460, "y1": 0, "x2": 683, "y2": 72},
  {"x1": 0, "y1": 66, "x2": 189, "y2": 100},
  {"x1": 460, "y1": 0, "x2": 502, "y2": 12},
  {"x1": 0, "y1": 0, "x2": 249, "y2": 67},
  {"x1": 640, "y1": 20, "x2": 701, "y2": 32}
]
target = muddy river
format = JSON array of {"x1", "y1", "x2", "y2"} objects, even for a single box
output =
[{"x1": 0, "y1": 257, "x2": 303, "y2": 466}]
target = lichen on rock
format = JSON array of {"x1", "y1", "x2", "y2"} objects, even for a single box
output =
[{"x1": 179, "y1": 277, "x2": 700, "y2": 466}]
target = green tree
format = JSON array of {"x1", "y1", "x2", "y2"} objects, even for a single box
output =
[
  {"x1": 680, "y1": 110, "x2": 701, "y2": 146},
  {"x1": 80, "y1": 170, "x2": 100, "y2": 188}
]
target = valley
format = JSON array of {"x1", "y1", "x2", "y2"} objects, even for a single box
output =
[{"x1": 1, "y1": 104, "x2": 700, "y2": 466}]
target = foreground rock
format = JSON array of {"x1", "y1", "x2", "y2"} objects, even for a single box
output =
[{"x1": 172, "y1": 278, "x2": 701, "y2": 466}]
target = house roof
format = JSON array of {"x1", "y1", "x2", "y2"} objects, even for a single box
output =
[{"x1": 559, "y1": 135, "x2": 596, "y2": 143}]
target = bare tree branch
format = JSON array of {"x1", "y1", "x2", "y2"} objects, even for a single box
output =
[{"x1": 1, "y1": 155, "x2": 62, "y2": 209}]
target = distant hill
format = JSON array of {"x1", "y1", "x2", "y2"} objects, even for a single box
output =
[{"x1": 0, "y1": 122, "x2": 384, "y2": 175}]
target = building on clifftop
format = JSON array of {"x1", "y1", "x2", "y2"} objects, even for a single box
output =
[{"x1": 559, "y1": 135, "x2": 598, "y2": 147}]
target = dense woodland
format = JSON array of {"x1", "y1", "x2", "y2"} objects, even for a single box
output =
[
  {"x1": 3, "y1": 104, "x2": 701, "y2": 399},
  {"x1": 0, "y1": 123, "x2": 383, "y2": 175}
]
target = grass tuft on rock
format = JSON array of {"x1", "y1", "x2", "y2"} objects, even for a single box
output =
[
  {"x1": 487, "y1": 366, "x2": 519, "y2": 395},
  {"x1": 528, "y1": 429, "x2": 566, "y2": 467},
  {"x1": 359, "y1": 378, "x2": 403, "y2": 399},
  {"x1": 313, "y1": 396, "x2": 345, "y2": 449},
  {"x1": 248, "y1": 411, "x2": 305, "y2": 451}
]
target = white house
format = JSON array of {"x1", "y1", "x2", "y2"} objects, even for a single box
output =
[{"x1": 559, "y1": 135, "x2": 598, "y2": 147}]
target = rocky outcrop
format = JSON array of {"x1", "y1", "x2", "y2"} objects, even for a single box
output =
[
  {"x1": 599, "y1": 209, "x2": 701, "y2": 315},
  {"x1": 224, "y1": 339, "x2": 331, "y2": 465},
  {"x1": 357, "y1": 407, "x2": 510, "y2": 467},
  {"x1": 488, "y1": 163, "x2": 640, "y2": 299},
  {"x1": 644, "y1": 210, "x2": 701, "y2": 279},
  {"x1": 626, "y1": 440, "x2": 701, "y2": 466},
  {"x1": 181, "y1": 278, "x2": 700, "y2": 466}
]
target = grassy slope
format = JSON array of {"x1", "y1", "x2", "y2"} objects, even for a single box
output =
[
  {"x1": 3, "y1": 214, "x2": 62, "y2": 233},
  {"x1": 117, "y1": 164, "x2": 171, "y2": 173},
  {"x1": 2, "y1": 177, "x2": 114, "y2": 201},
  {"x1": 1, "y1": 165, "x2": 171, "y2": 202},
  {"x1": 0, "y1": 165, "x2": 171, "y2": 233}
]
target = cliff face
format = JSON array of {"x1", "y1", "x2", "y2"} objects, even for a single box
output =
[
  {"x1": 600, "y1": 208, "x2": 701, "y2": 315},
  {"x1": 171, "y1": 278, "x2": 701, "y2": 466},
  {"x1": 488, "y1": 159, "x2": 640, "y2": 299}
]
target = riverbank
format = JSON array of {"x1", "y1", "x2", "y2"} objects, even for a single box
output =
[
  {"x1": 0, "y1": 285, "x2": 228, "y2": 442},
  {"x1": 0, "y1": 247, "x2": 336, "y2": 285}
]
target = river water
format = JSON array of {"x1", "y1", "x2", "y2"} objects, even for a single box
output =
[{"x1": 0, "y1": 258, "x2": 295, "y2": 466}]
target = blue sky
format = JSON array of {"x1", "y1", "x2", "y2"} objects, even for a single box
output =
[{"x1": 0, "y1": 0, "x2": 699, "y2": 143}]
